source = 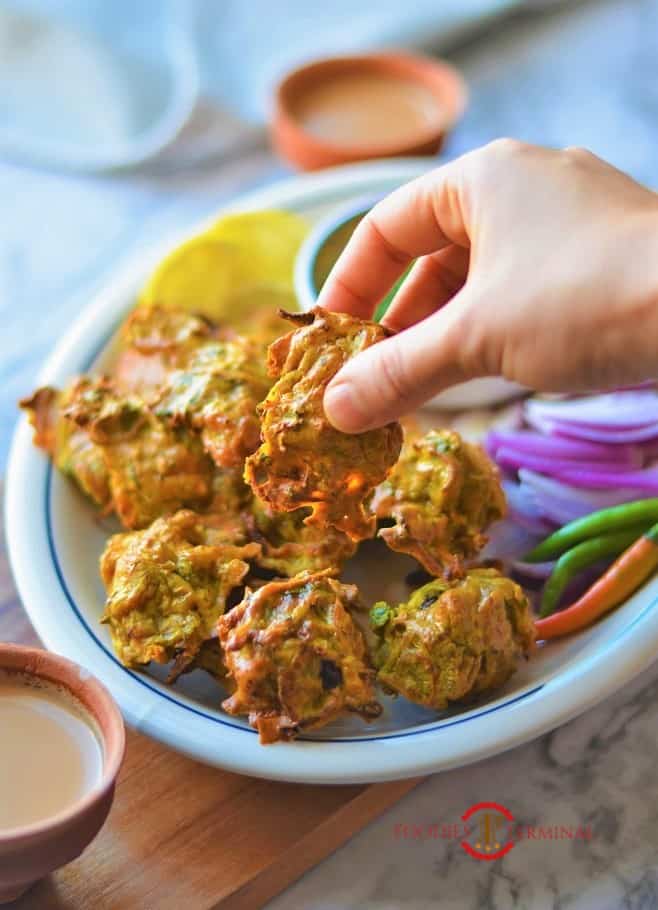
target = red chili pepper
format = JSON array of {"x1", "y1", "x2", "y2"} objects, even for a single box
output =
[{"x1": 535, "y1": 522, "x2": 658, "y2": 640}]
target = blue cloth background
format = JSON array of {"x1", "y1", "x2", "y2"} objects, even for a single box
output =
[{"x1": 0, "y1": 0, "x2": 528, "y2": 171}]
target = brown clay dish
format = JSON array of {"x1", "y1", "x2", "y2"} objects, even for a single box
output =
[
  {"x1": 0, "y1": 643, "x2": 125, "y2": 904},
  {"x1": 272, "y1": 51, "x2": 467, "y2": 171}
]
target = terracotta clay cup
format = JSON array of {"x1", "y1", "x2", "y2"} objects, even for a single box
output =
[
  {"x1": 0, "y1": 644, "x2": 125, "y2": 904},
  {"x1": 272, "y1": 51, "x2": 467, "y2": 171}
]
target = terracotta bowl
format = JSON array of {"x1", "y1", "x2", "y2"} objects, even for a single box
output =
[
  {"x1": 272, "y1": 51, "x2": 467, "y2": 171},
  {"x1": 0, "y1": 644, "x2": 125, "y2": 904}
]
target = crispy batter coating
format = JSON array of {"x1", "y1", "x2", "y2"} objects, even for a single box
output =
[
  {"x1": 168, "y1": 636, "x2": 229, "y2": 684},
  {"x1": 100, "y1": 510, "x2": 259, "y2": 670},
  {"x1": 370, "y1": 568, "x2": 535, "y2": 710},
  {"x1": 154, "y1": 339, "x2": 270, "y2": 469},
  {"x1": 65, "y1": 377, "x2": 215, "y2": 528},
  {"x1": 372, "y1": 429, "x2": 506, "y2": 578},
  {"x1": 244, "y1": 307, "x2": 403, "y2": 541},
  {"x1": 205, "y1": 468, "x2": 253, "y2": 532},
  {"x1": 115, "y1": 306, "x2": 217, "y2": 397},
  {"x1": 20, "y1": 385, "x2": 111, "y2": 508},
  {"x1": 218, "y1": 569, "x2": 381, "y2": 743},
  {"x1": 245, "y1": 500, "x2": 357, "y2": 577}
]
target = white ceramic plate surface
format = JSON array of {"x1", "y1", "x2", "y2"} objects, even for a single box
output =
[{"x1": 8, "y1": 159, "x2": 658, "y2": 783}]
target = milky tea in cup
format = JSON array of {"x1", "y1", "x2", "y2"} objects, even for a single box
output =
[{"x1": 0, "y1": 671, "x2": 103, "y2": 831}]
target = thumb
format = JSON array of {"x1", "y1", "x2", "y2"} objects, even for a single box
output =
[{"x1": 324, "y1": 300, "x2": 477, "y2": 433}]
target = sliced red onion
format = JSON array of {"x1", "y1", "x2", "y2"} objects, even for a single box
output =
[
  {"x1": 502, "y1": 479, "x2": 553, "y2": 534},
  {"x1": 511, "y1": 559, "x2": 556, "y2": 579},
  {"x1": 526, "y1": 391, "x2": 658, "y2": 428},
  {"x1": 518, "y1": 469, "x2": 648, "y2": 524},
  {"x1": 481, "y1": 516, "x2": 544, "y2": 561},
  {"x1": 486, "y1": 429, "x2": 637, "y2": 463},
  {"x1": 496, "y1": 447, "x2": 632, "y2": 477},
  {"x1": 638, "y1": 438, "x2": 658, "y2": 459},
  {"x1": 527, "y1": 413, "x2": 658, "y2": 444},
  {"x1": 496, "y1": 392, "x2": 658, "y2": 539},
  {"x1": 554, "y1": 467, "x2": 658, "y2": 492}
]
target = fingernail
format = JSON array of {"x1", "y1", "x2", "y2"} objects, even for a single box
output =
[{"x1": 324, "y1": 380, "x2": 368, "y2": 433}]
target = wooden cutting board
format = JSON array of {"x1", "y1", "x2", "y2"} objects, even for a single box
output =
[{"x1": 0, "y1": 486, "x2": 420, "y2": 910}]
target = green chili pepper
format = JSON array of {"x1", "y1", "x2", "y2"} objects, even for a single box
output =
[
  {"x1": 539, "y1": 523, "x2": 650, "y2": 618},
  {"x1": 536, "y1": 521, "x2": 658, "y2": 639},
  {"x1": 525, "y1": 498, "x2": 658, "y2": 563}
]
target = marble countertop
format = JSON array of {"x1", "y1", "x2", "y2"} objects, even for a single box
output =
[
  {"x1": 270, "y1": 660, "x2": 658, "y2": 909},
  {"x1": 3, "y1": 1, "x2": 658, "y2": 907}
]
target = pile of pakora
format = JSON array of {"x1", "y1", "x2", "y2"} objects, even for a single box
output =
[
  {"x1": 21, "y1": 209, "x2": 535, "y2": 745},
  {"x1": 372, "y1": 429, "x2": 507, "y2": 579}
]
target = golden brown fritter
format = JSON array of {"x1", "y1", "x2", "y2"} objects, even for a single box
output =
[
  {"x1": 154, "y1": 339, "x2": 270, "y2": 469},
  {"x1": 205, "y1": 468, "x2": 253, "y2": 534},
  {"x1": 372, "y1": 429, "x2": 506, "y2": 578},
  {"x1": 244, "y1": 307, "x2": 403, "y2": 541},
  {"x1": 100, "y1": 510, "x2": 260, "y2": 671},
  {"x1": 115, "y1": 306, "x2": 217, "y2": 397},
  {"x1": 245, "y1": 500, "x2": 357, "y2": 577},
  {"x1": 370, "y1": 568, "x2": 535, "y2": 710},
  {"x1": 64, "y1": 377, "x2": 215, "y2": 529},
  {"x1": 218, "y1": 569, "x2": 381, "y2": 743},
  {"x1": 20, "y1": 385, "x2": 111, "y2": 509},
  {"x1": 167, "y1": 637, "x2": 229, "y2": 684}
]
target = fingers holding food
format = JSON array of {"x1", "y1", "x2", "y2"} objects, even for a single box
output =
[{"x1": 244, "y1": 307, "x2": 403, "y2": 541}]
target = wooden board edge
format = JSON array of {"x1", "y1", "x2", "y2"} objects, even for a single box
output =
[{"x1": 218, "y1": 777, "x2": 423, "y2": 910}]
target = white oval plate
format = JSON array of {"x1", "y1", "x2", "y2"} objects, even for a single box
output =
[{"x1": 7, "y1": 159, "x2": 658, "y2": 783}]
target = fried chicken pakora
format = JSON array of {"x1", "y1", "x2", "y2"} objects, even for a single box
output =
[
  {"x1": 100, "y1": 509, "x2": 259, "y2": 671},
  {"x1": 20, "y1": 385, "x2": 111, "y2": 509},
  {"x1": 244, "y1": 307, "x2": 403, "y2": 541},
  {"x1": 154, "y1": 338, "x2": 270, "y2": 469},
  {"x1": 370, "y1": 568, "x2": 535, "y2": 710},
  {"x1": 372, "y1": 429, "x2": 506, "y2": 578},
  {"x1": 65, "y1": 377, "x2": 215, "y2": 528},
  {"x1": 218, "y1": 569, "x2": 381, "y2": 743}
]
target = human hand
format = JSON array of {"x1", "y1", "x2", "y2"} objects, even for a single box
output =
[{"x1": 319, "y1": 141, "x2": 658, "y2": 432}]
